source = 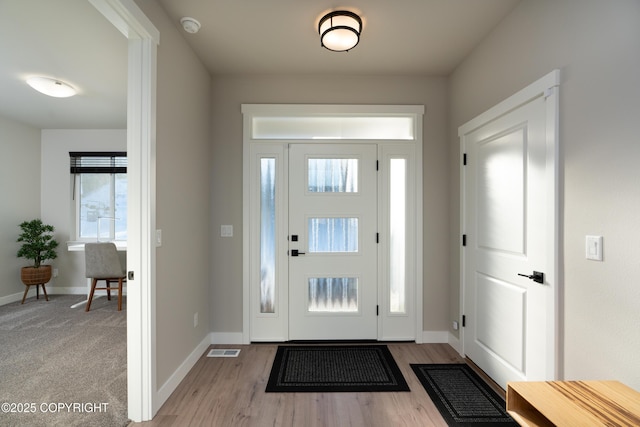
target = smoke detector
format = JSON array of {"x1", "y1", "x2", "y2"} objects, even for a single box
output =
[{"x1": 180, "y1": 17, "x2": 201, "y2": 34}]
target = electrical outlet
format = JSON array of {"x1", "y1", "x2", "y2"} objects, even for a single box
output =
[
  {"x1": 53, "y1": 268, "x2": 59, "y2": 278},
  {"x1": 194, "y1": 312, "x2": 198, "y2": 328},
  {"x1": 452, "y1": 321, "x2": 459, "y2": 331}
]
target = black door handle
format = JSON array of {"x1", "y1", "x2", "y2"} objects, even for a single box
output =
[
  {"x1": 518, "y1": 271, "x2": 544, "y2": 284},
  {"x1": 290, "y1": 249, "x2": 306, "y2": 257}
]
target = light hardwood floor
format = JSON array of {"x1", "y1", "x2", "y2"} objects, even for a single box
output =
[{"x1": 130, "y1": 343, "x2": 495, "y2": 427}]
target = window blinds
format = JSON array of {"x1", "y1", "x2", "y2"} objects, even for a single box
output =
[{"x1": 69, "y1": 151, "x2": 127, "y2": 174}]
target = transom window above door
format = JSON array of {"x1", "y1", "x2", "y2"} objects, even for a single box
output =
[{"x1": 252, "y1": 116, "x2": 415, "y2": 140}]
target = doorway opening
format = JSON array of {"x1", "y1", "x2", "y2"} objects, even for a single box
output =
[
  {"x1": 242, "y1": 104, "x2": 424, "y2": 343},
  {"x1": 90, "y1": 0, "x2": 159, "y2": 421}
]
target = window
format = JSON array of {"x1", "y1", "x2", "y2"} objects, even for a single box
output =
[
  {"x1": 70, "y1": 152, "x2": 127, "y2": 241},
  {"x1": 260, "y1": 158, "x2": 276, "y2": 313},
  {"x1": 308, "y1": 277, "x2": 358, "y2": 312},
  {"x1": 308, "y1": 218, "x2": 359, "y2": 253},
  {"x1": 252, "y1": 116, "x2": 415, "y2": 140},
  {"x1": 307, "y1": 158, "x2": 358, "y2": 193},
  {"x1": 389, "y1": 159, "x2": 407, "y2": 313}
]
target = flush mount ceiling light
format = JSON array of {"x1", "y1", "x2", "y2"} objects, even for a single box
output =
[
  {"x1": 318, "y1": 10, "x2": 362, "y2": 52},
  {"x1": 26, "y1": 76, "x2": 77, "y2": 98},
  {"x1": 180, "y1": 17, "x2": 201, "y2": 34}
]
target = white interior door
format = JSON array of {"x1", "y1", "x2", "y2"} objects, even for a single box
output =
[
  {"x1": 289, "y1": 143, "x2": 378, "y2": 340},
  {"x1": 461, "y1": 71, "x2": 559, "y2": 388}
]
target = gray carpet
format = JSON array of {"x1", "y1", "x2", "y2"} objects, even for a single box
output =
[{"x1": 0, "y1": 294, "x2": 129, "y2": 427}]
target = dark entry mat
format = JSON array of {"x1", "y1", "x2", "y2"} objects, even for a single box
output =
[{"x1": 266, "y1": 345, "x2": 410, "y2": 392}]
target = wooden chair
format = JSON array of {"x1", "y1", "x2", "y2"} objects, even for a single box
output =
[{"x1": 84, "y1": 242, "x2": 126, "y2": 312}]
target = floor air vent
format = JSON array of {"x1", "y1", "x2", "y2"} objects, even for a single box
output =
[{"x1": 207, "y1": 349, "x2": 241, "y2": 358}]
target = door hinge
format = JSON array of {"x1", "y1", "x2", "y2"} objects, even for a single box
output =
[
  {"x1": 376, "y1": 232, "x2": 379, "y2": 243},
  {"x1": 377, "y1": 305, "x2": 379, "y2": 316},
  {"x1": 376, "y1": 160, "x2": 379, "y2": 171},
  {"x1": 544, "y1": 86, "x2": 556, "y2": 99},
  {"x1": 462, "y1": 315, "x2": 466, "y2": 327},
  {"x1": 463, "y1": 153, "x2": 467, "y2": 165},
  {"x1": 462, "y1": 234, "x2": 467, "y2": 246}
]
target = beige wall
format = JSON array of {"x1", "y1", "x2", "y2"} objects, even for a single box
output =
[
  {"x1": 134, "y1": 0, "x2": 640, "y2": 400},
  {"x1": 449, "y1": 0, "x2": 640, "y2": 389},
  {"x1": 209, "y1": 75, "x2": 451, "y2": 335},
  {"x1": 135, "y1": 0, "x2": 212, "y2": 388},
  {"x1": 0, "y1": 116, "x2": 41, "y2": 301}
]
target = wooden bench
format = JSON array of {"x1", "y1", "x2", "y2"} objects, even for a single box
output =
[{"x1": 506, "y1": 380, "x2": 640, "y2": 426}]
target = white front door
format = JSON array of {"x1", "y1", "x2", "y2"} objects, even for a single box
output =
[
  {"x1": 460, "y1": 71, "x2": 559, "y2": 388},
  {"x1": 288, "y1": 143, "x2": 378, "y2": 340}
]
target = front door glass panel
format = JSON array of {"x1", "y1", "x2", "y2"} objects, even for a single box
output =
[
  {"x1": 308, "y1": 158, "x2": 358, "y2": 193},
  {"x1": 308, "y1": 277, "x2": 358, "y2": 312},
  {"x1": 308, "y1": 217, "x2": 358, "y2": 253}
]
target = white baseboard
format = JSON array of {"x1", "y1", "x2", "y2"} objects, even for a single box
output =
[
  {"x1": 421, "y1": 330, "x2": 449, "y2": 343},
  {"x1": 52, "y1": 286, "x2": 127, "y2": 296},
  {"x1": 155, "y1": 334, "x2": 212, "y2": 414},
  {"x1": 0, "y1": 286, "x2": 87, "y2": 306},
  {"x1": 154, "y1": 332, "x2": 245, "y2": 414},
  {"x1": 51, "y1": 286, "x2": 87, "y2": 294},
  {"x1": 421, "y1": 330, "x2": 464, "y2": 357},
  {"x1": 0, "y1": 286, "x2": 126, "y2": 307},
  {"x1": 210, "y1": 332, "x2": 457, "y2": 347},
  {"x1": 0, "y1": 292, "x2": 24, "y2": 306},
  {"x1": 210, "y1": 331, "x2": 451, "y2": 346},
  {"x1": 211, "y1": 332, "x2": 244, "y2": 345},
  {"x1": 448, "y1": 331, "x2": 463, "y2": 356}
]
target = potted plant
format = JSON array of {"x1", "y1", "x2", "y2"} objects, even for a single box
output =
[{"x1": 17, "y1": 219, "x2": 59, "y2": 286}]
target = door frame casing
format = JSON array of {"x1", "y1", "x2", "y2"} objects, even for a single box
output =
[
  {"x1": 459, "y1": 70, "x2": 561, "y2": 381},
  {"x1": 242, "y1": 104, "x2": 424, "y2": 343},
  {"x1": 90, "y1": 0, "x2": 159, "y2": 421}
]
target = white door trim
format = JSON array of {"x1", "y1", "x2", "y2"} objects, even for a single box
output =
[
  {"x1": 90, "y1": 0, "x2": 159, "y2": 421},
  {"x1": 459, "y1": 69, "x2": 561, "y2": 381},
  {"x1": 242, "y1": 104, "x2": 424, "y2": 344}
]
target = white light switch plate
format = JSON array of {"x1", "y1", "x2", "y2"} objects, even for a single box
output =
[
  {"x1": 221, "y1": 225, "x2": 233, "y2": 237},
  {"x1": 586, "y1": 235, "x2": 603, "y2": 261}
]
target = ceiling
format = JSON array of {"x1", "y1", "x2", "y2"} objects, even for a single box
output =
[
  {"x1": 0, "y1": 0, "x2": 520, "y2": 130},
  {"x1": 158, "y1": 0, "x2": 520, "y2": 76},
  {"x1": 0, "y1": 0, "x2": 127, "y2": 130}
]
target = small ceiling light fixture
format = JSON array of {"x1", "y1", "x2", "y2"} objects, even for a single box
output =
[
  {"x1": 26, "y1": 76, "x2": 77, "y2": 98},
  {"x1": 318, "y1": 10, "x2": 362, "y2": 52},
  {"x1": 180, "y1": 17, "x2": 201, "y2": 34}
]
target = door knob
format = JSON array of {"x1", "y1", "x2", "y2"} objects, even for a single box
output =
[{"x1": 517, "y1": 271, "x2": 544, "y2": 284}]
